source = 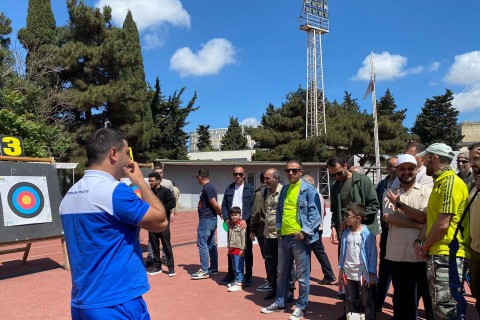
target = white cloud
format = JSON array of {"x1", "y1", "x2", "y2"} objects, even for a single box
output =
[
  {"x1": 143, "y1": 30, "x2": 166, "y2": 50},
  {"x1": 95, "y1": 0, "x2": 190, "y2": 30},
  {"x1": 443, "y1": 51, "x2": 480, "y2": 85},
  {"x1": 240, "y1": 117, "x2": 260, "y2": 127},
  {"x1": 429, "y1": 62, "x2": 440, "y2": 72},
  {"x1": 95, "y1": 0, "x2": 190, "y2": 49},
  {"x1": 353, "y1": 51, "x2": 430, "y2": 81},
  {"x1": 170, "y1": 38, "x2": 236, "y2": 77},
  {"x1": 452, "y1": 83, "x2": 480, "y2": 112}
]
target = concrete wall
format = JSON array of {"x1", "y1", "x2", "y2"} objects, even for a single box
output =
[{"x1": 160, "y1": 162, "x2": 327, "y2": 210}]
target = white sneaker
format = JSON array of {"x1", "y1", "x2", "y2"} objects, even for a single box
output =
[{"x1": 227, "y1": 284, "x2": 242, "y2": 292}]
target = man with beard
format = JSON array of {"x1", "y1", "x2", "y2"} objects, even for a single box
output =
[
  {"x1": 467, "y1": 142, "x2": 480, "y2": 315},
  {"x1": 327, "y1": 156, "x2": 380, "y2": 246},
  {"x1": 415, "y1": 143, "x2": 469, "y2": 319},
  {"x1": 383, "y1": 154, "x2": 433, "y2": 319}
]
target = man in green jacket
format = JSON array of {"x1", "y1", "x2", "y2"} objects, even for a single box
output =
[{"x1": 327, "y1": 156, "x2": 380, "y2": 246}]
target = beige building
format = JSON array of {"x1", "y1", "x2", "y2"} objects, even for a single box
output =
[
  {"x1": 458, "y1": 122, "x2": 480, "y2": 147},
  {"x1": 188, "y1": 128, "x2": 256, "y2": 152}
]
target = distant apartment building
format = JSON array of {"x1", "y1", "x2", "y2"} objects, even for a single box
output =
[
  {"x1": 458, "y1": 122, "x2": 480, "y2": 147},
  {"x1": 188, "y1": 127, "x2": 256, "y2": 152}
]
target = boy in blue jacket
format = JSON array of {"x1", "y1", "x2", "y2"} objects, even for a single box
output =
[{"x1": 339, "y1": 203, "x2": 377, "y2": 320}]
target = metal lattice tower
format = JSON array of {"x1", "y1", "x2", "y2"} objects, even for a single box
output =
[{"x1": 300, "y1": 0, "x2": 329, "y2": 139}]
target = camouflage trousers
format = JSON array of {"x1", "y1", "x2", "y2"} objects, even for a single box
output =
[{"x1": 426, "y1": 254, "x2": 466, "y2": 320}]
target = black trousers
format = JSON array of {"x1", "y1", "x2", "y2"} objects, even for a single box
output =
[
  {"x1": 227, "y1": 222, "x2": 253, "y2": 279},
  {"x1": 389, "y1": 260, "x2": 433, "y2": 320},
  {"x1": 257, "y1": 236, "x2": 270, "y2": 279},
  {"x1": 310, "y1": 230, "x2": 336, "y2": 279},
  {"x1": 149, "y1": 223, "x2": 174, "y2": 270},
  {"x1": 375, "y1": 227, "x2": 391, "y2": 309},
  {"x1": 264, "y1": 237, "x2": 278, "y2": 291}
]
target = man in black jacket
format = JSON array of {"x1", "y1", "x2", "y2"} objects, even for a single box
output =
[
  {"x1": 220, "y1": 166, "x2": 255, "y2": 285},
  {"x1": 147, "y1": 172, "x2": 176, "y2": 276}
]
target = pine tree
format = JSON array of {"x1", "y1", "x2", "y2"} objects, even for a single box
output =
[
  {"x1": 221, "y1": 117, "x2": 248, "y2": 150},
  {"x1": 411, "y1": 89, "x2": 463, "y2": 148},
  {"x1": 196, "y1": 124, "x2": 213, "y2": 151}
]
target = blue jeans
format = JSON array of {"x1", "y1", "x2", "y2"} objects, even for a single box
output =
[
  {"x1": 231, "y1": 254, "x2": 244, "y2": 283},
  {"x1": 276, "y1": 235, "x2": 310, "y2": 310},
  {"x1": 197, "y1": 217, "x2": 218, "y2": 272}
]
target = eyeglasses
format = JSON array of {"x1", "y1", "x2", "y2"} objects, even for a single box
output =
[
  {"x1": 457, "y1": 160, "x2": 469, "y2": 164},
  {"x1": 148, "y1": 180, "x2": 157, "y2": 183},
  {"x1": 284, "y1": 168, "x2": 302, "y2": 174},
  {"x1": 233, "y1": 172, "x2": 245, "y2": 177},
  {"x1": 329, "y1": 171, "x2": 344, "y2": 178}
]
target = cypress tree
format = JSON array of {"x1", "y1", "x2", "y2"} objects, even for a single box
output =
[
  {"x1": 221, "y1": 117, "x2": 248, "y2": 150},
  {"x1": 17, "y1": 0, "x2": 57, "y2": 86},
  {"x1": 196, "y1": 125, "x2": 213, "y2": 151}
]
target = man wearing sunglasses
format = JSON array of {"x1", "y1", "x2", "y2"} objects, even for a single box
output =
[
  {"x1": 415, "y1": 143, "x2": 469, "y2": 319},
  {"x1": 456, "y1": 152, "x2": 474, "y2": 190},
  {"x1": 326, "y1": 156, "x2": 380, "y2": 247},
  {"x1": 220, "y1": 166, "x2": 255, "y2": 286},
  {"x1": 261, "y1": 160, "x2": 321, "y2": 320},
  {"x1": 468, "y1": 142, "x2": 480, "y2": 315}
]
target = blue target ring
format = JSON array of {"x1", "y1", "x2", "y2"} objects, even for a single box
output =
[{"x1": 7, "y1": 182, "x2": 45, "y2": 218}]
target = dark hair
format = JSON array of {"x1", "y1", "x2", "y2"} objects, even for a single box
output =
[
  {"x1": 286, "y1": 159, "x2": 302, "y2": 167},
  {"x1": 198, "y1": 168, "x2": 209, "y2": 178},
  {"x1": 148, "y1": 172, "x2": 161, "y2": 180},
  {"x1": 86, "y1": 128, "x2": 126, "y2": 166},
  {"x1": 326, "y1": 156, "x2": 351, "y2": 169},
  {"x1": 468, "y1": 142, "x2": 480, "y2": 151},
  {"x1": 230, "y1": 206, "x2": 242, "y2": 216},
  {"x1": 346, "y1": 203, "x2": 366, "y2": 220},
  {"x1": 259, "y1": 171, "x2": 265, "y2": 183},
  {"x1": 406, "y1": 142, "x2": 426, "y2": 154}
]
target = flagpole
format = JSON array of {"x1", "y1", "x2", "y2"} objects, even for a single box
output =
[{"x1": 370, "y1": 52, "x2": 381, "y2": 185}]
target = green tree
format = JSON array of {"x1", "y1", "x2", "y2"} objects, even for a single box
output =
[
  {"x1": 411, "y1": 89, "x2": 463, "y2": 148},
  {"x1": 0, "y1": 12, "x2": 12, "y2": 88},
  {"x1": 149, "y1": 78, "x2": 199, "y2": 160},
  {"x1": 196, "y1": 124, "x2": 213, "y2": 151},
  {"x1": 221, "y1": 116, "x2": 248, "y2": 150},
  {"x1": 17, "y1": 0, "x2": 57, "y2": 87},
  {"x1": 107, "y1": 10, "x2": 153, "y2": 161}
]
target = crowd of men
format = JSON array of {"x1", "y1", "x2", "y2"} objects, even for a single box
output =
[{"x1": 60, "y1": 128, "x2": 480, "y2": 320}]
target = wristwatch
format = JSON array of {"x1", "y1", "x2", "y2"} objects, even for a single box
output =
[{"x1": 395, "y1": 201, "x2": 402, "y2": 208}]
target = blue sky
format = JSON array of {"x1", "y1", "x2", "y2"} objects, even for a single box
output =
[{"x1": 2, "y1": 0, "x2": 480, "y2": 135}]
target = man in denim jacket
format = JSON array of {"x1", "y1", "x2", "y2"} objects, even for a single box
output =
[{"x1": 261, "y1": 160, "x2": 321, "y2": 320}]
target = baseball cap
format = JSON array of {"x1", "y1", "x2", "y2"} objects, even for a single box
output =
[
  {"x1": 417, "y1": 143, "x2": 455, "y2": 159},
  {"x1": 397, "y1": 154, "x2": 417, "y2": 167}
]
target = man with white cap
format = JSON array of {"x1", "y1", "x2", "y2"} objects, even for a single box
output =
[
  {"x1": 384, "y1": 154, "x2": 433, "y2": 320},
  {"x1": 414, "y1": 143, "x2": 469, "y2": 319}
]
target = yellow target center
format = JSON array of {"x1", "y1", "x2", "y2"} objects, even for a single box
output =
[{"x1": 22, "y1": 195, "x2": 32, "y2": 205}]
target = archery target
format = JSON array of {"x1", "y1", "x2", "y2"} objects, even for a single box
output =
[
  {"x1": 8, "y1": 182, "x2": 44, "y2": 218},
  {"x1": 1, "y1": 176, "x2": 52, "y2": 226}
]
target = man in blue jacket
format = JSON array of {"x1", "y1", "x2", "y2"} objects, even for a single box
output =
[
  {"x1": 261, "y1": 160, "x2": 321, "y2": 320},
  {"x1": 220, "y1": 166, "x2": 255, "y2": 285}
]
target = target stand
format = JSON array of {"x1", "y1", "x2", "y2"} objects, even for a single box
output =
[{"x1": 0, "y1": 156, "x2": 69, "y2": 271}]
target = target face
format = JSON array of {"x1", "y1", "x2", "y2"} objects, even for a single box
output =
[
  {"x1": 1, "y1": 176, "x2": 52, "y2": 227},
  {"x1": 7, "y1": 182, "x2": 45, "y2": 218}
]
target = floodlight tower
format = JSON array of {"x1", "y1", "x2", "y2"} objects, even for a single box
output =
[{"x1": 300, "y1": 0, "x2": 329, "y2": 139}]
